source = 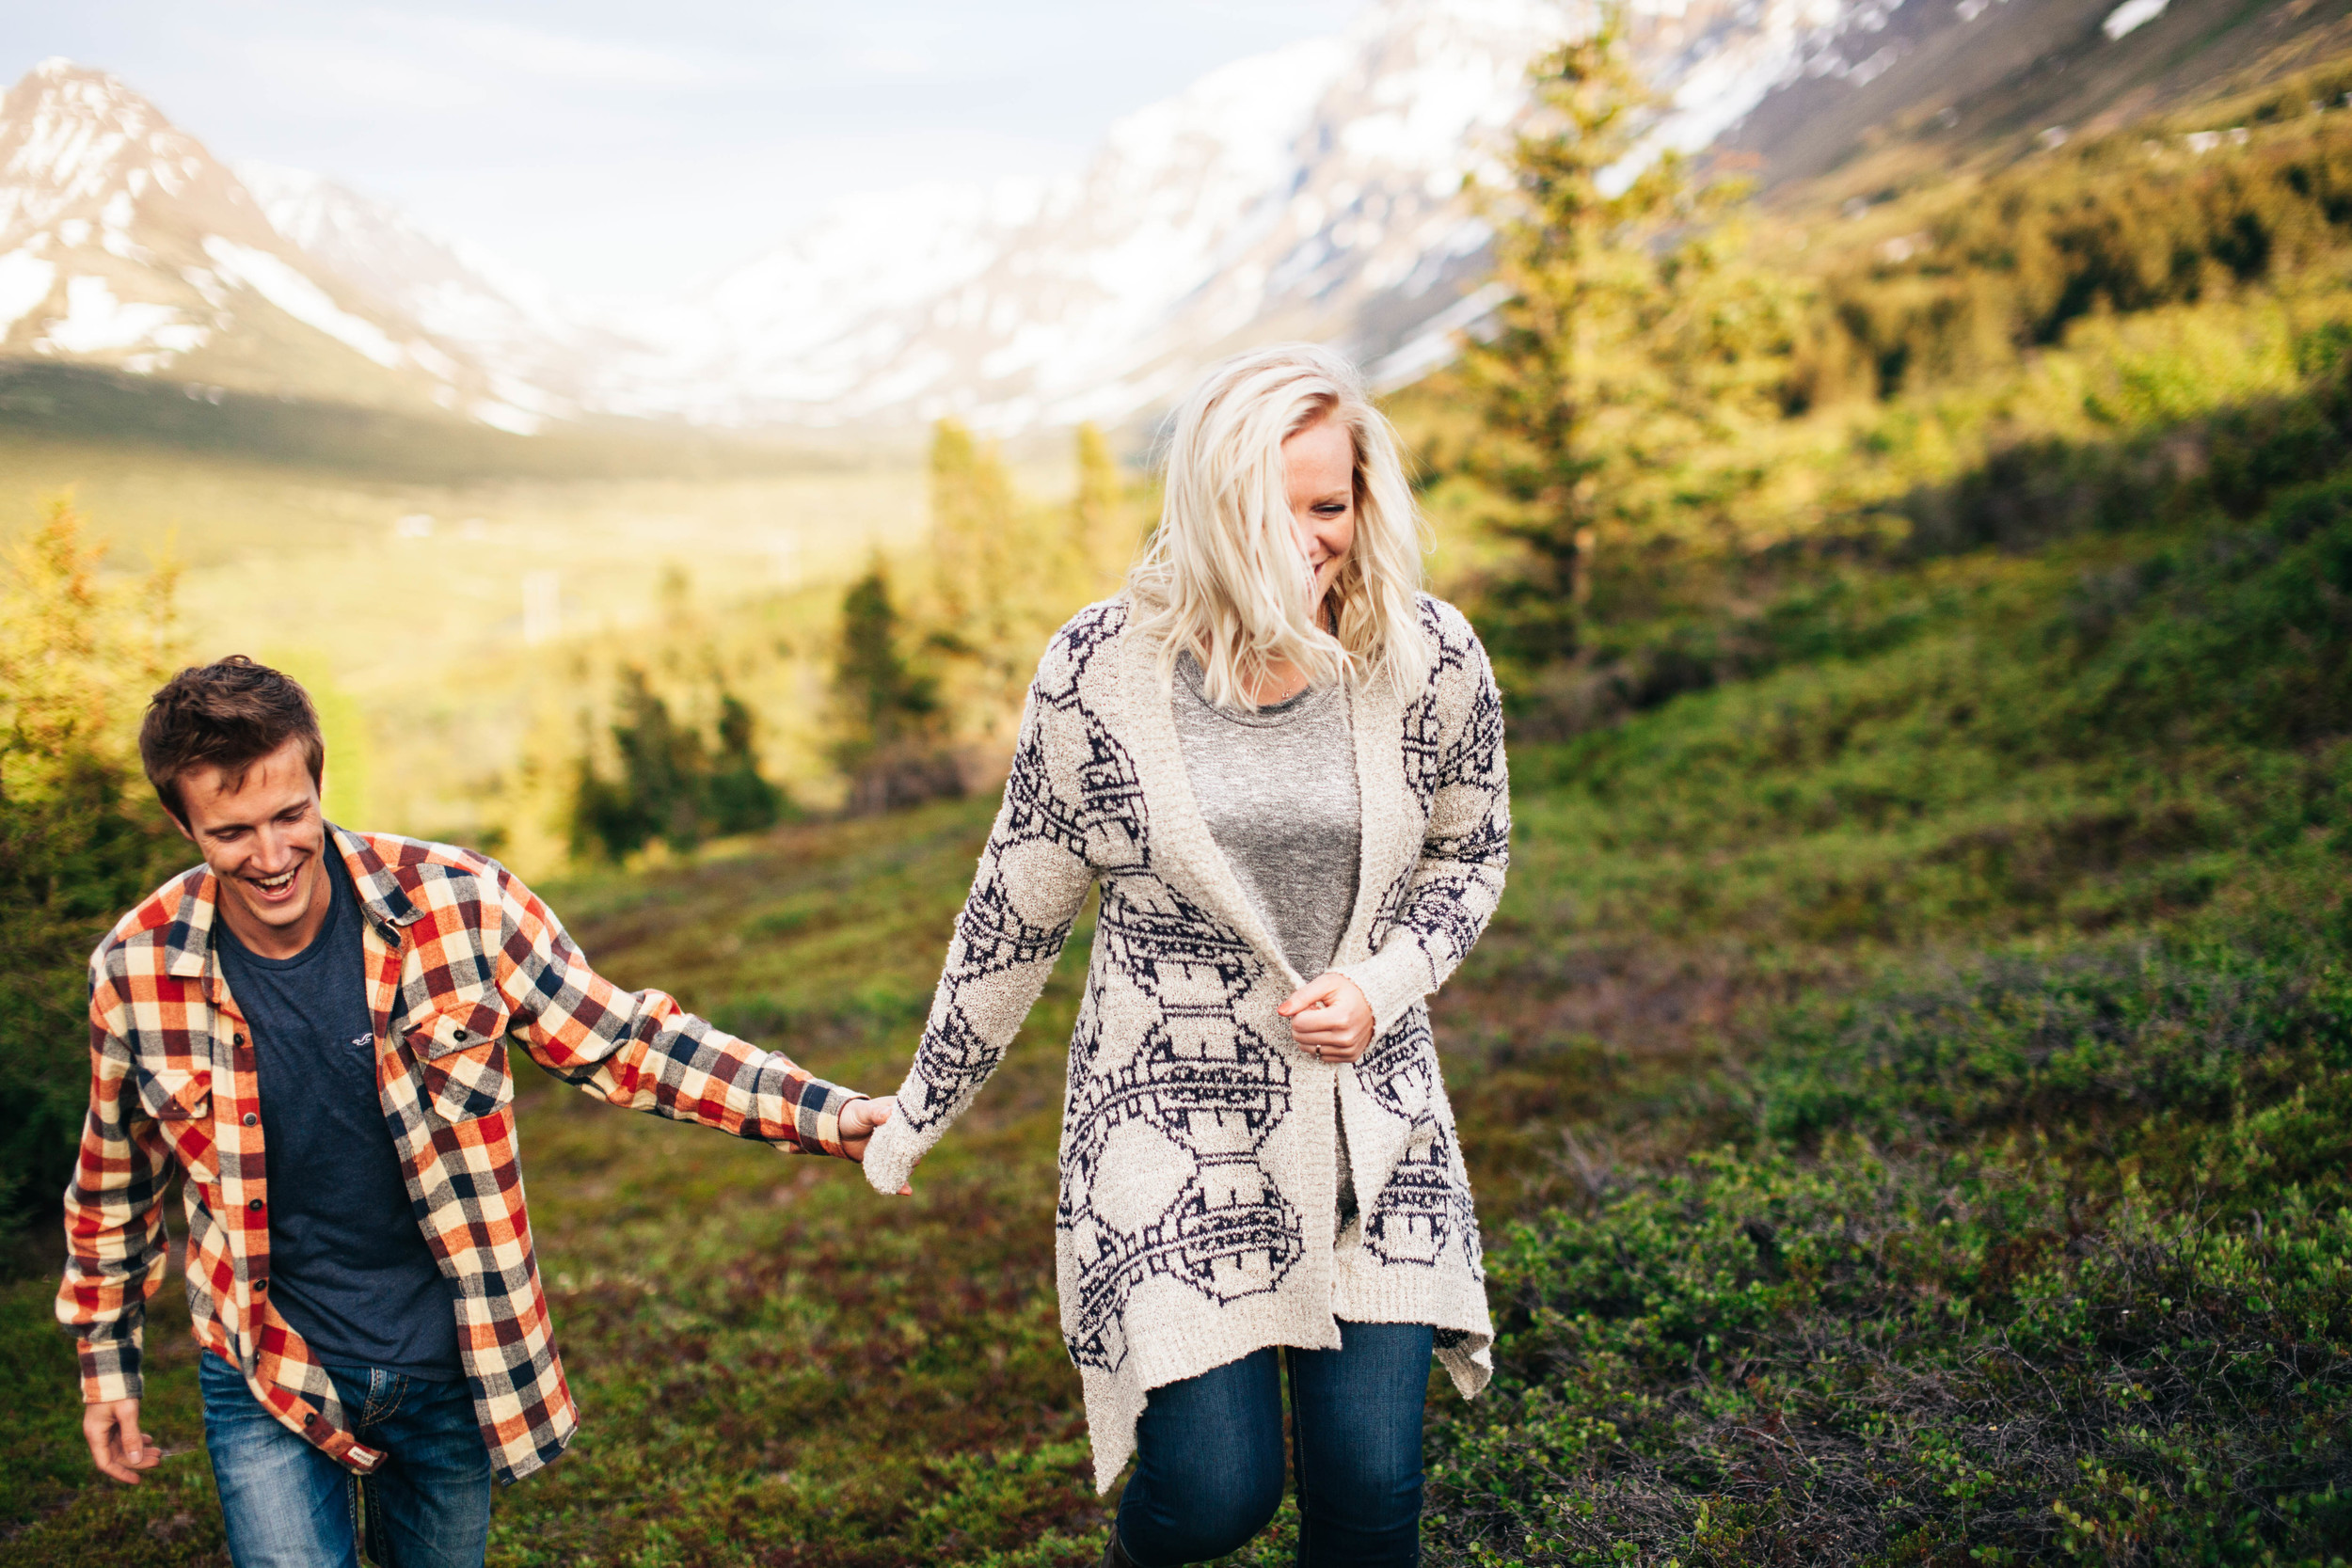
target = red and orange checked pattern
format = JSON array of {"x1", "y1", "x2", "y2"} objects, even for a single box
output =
[{"x1": 57, "y1": 828, "x2": 858, "y2": 1483}]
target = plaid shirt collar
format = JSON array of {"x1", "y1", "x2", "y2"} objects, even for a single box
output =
[{"x1": 161, "y1": 825, "x2": 426, "y2": 980}]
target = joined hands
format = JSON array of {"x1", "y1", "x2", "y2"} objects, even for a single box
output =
[{"x1": 840, "y1": 1095, "x2": 913, "y2": 1195}]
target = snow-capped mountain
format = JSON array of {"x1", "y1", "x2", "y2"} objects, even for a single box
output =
[
  {"x1": 232, "y1": 161, "x2": 630, "y2": 423},
  {"x1": 2, "y1": 0, "x2": 2271, "y2": 436},
  {"x1": 597, "y1": 0, "x2": 1870, "y2": 430},
  {"x1": 0, "y1": 58, "x2": 553, "y2": 430}
]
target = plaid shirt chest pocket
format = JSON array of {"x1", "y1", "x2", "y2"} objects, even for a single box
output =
[
  {"x1": 135, "y1": 1064, "x2": 220, "y2": 1184},
  {"x1": 404, "y1": 1007, "x2": 515, "y2": 1123}
]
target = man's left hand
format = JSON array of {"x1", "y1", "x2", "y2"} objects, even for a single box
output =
[{"x1": 838, "y1": 1095, "x2": 894, "y2": 1159}]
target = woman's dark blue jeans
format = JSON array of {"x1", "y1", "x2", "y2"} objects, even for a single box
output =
[{"x1": 1114, "y1": 1320, "x2": 1433, "y2": 1567}]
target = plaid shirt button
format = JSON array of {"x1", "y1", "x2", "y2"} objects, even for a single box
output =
[{"x1": 246, "y1": 1198, "x2": 262, "y2": 1212}]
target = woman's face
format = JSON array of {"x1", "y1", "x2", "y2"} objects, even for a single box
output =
[{"x1": 1282, "y1": 414, "x2": 1356, "y2": 617}]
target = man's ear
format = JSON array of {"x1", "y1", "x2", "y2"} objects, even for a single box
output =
[{"x1": 162, "y1": 799, "x2": 195, "y2": 845}]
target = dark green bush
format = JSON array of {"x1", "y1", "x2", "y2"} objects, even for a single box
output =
[{"x1": 0, "y1": 755, "x2": 180, "y2": 1225}]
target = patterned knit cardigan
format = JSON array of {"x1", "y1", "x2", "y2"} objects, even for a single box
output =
[{"x1": 862, "y1": 593, "x2": 1511, "y2": 1489}]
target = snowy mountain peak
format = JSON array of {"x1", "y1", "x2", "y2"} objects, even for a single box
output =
[
  {"x1": 8, "y1": 0, "x2": 2217, "y2": 436},
  {"x1": 1, "y1": 59, "x2": 245, "y2": 245},
  {"x1": 0, "y1": 59, "x2": 566, "y2": 427}
]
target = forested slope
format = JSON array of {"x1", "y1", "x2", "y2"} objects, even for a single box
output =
[
  {"x1": 6, "y1": 37, "x2": 2352, "y2": 1568},
  {"x1": 6, "y1": 353, "x2": 2344, "y2": 1563}
]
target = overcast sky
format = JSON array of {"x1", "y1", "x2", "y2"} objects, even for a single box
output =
[{"x1": 6, "y1": 1, "x2": 1370, "y2": 303}]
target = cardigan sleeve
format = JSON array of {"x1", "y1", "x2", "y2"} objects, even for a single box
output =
[
  {"x1": 864, "y1": 663, "x2": 1098, "y2": 1193},
  {"x1": 1337, "y1": 606, "x2": 1513, "y2": 1036}
]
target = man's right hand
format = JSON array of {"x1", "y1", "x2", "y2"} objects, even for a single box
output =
[{"x1": 84, "y1": 1399, "x2": 162, "y2": 1484}]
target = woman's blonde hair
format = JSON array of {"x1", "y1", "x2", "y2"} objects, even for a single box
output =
[{"x1": 1128, "y1": 342, "x2": 1430, "y2": 709}]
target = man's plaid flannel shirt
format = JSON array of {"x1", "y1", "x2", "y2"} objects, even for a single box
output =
[{"x1": 56, "y1": 827, "x2": 859, "y2": 1483}]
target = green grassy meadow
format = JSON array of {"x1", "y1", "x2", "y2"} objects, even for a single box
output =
[
  {"x1": 9, "y1": 55, "x2": 2352, "y2": 1567},
  {"x1": 6, "y1": 423, "x2": 2348, "y2": 1563}
]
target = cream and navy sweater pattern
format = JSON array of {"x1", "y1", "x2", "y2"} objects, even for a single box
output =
[{"x1": 863, "y1": 594, "x2": 1512, "y2": 1489}]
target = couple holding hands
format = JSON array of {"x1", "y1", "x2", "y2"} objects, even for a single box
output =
[{"x1": 57, "y1": 344, "x2": 1511, "y2": 1568}]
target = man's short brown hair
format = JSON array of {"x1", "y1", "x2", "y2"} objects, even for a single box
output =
[{"x1": 139, "y1": 656, "x2": 326, "y2": 825}]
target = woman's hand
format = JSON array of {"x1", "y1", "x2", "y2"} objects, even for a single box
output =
[{"x1": 1279, "y1": 973, "x2": 1375, "y2": 1063}]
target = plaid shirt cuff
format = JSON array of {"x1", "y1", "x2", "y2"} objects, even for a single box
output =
[
  {"x1": 778, "y1": 1077, "x2": 862, "y2": 1158},
  {"x1": 77, "y1": 1335, "x2": 143, "y2": 1405}
]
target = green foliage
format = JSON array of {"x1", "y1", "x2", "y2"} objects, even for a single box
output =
[
  {"x1": 2059, "y1": 477, "x2": 2352, "y2": 749},
  {"x1": 926, "y1": 420, "x2": 1042, "y2": 744},
  {"x1": 1436, "y1": 1144, "x2": 2352, "y2": 1564},
  {"x1": 566, "y1": 667, "x2": 788, "y2": 863},
  {"x1": 1460, "y1": 11, "x2": 1791, "y2": 670},
  {"x1": 1450, "y1": 51, "x2": 2352, "y2": 700},
  {"x1": 0, "y1": 499, "x2": 183, "y2": 1227},
  {"x1": 1801, "y1": 116, "x2": 2352, "y2": 404},
  {"x1": 830, "y1": 562, "x2": 957, "y2": 816},
  {"x1": 838, "y1": 420, "x2": 1137, "y2": 797},
  {"x1": 1070, "y1": 422, "x2": 1133, "y2": 599},
  {"x1": 1417, "y1": 421, "x2": 2352, "y2": 1562}
]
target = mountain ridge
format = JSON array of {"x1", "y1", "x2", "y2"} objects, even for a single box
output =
[
  {"x1": 0, "y1": 58, "x2": 558, "y2": 431},
  {"x1": 5, "y1": 0, "x2": 2343, "y2": 439}
]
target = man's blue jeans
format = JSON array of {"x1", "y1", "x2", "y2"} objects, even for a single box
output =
[
  {"x1": 1114, "y1": 1321, "x2": 1433, "y2": 1567},
  {"x1": 199, "y1": 1351, "x2": 492, "y2": 1568}
]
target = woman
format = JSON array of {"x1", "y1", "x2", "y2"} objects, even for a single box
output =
[{"x1": 862, "y1": 343, "x2": 1509, "y2": 1566}]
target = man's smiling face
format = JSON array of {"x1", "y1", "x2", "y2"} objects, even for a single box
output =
[{"x1": 173, "y1": 737, "x2": 331, "y2": 960}]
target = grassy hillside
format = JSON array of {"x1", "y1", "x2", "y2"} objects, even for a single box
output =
[
  {"x1": 8, "y1": 40, "x2": 2352, "y2": 1568},
  {"x1": 4, "y1": 373, "x2": 2345, "y2": 1565}
]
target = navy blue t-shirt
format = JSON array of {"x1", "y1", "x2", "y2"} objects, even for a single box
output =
[{"x1": 215, "y1": 853, "x2": 463, "y2": 1378}]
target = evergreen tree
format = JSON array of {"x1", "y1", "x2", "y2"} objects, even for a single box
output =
[
  {"x1": 830, "y1": 562, "x2": 952, "y2": 814},
  {"x1": 926, "y1": 419, "x2": 1057, "y2": 742},
  {"x1": 705, "y1": 692, "x2": 786, "y2": 837},
  {"x1": 0, "y1": 498, "x2": 183, "y2": 1226},
  {"x1": 1070, "y1": 421, "x2": 1131, "y2": 597},
  {"x1": 928, "y1": 419, "x2": 1021, "y2": 652},
  {"x1": 567, "y1": 668, "x2": 786, "y2": 861},
  {"x1": 1460, "y1": 10, "x2": 1786, "y2": 666}
]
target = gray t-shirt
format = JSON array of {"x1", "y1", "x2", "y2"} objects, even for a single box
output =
[
  {"x1": 1171, "y1": 652, "x2": 1363, "y2": 1232},
  {"x1": 1171, "y1": 654, "x2": 1361, "y2": 976}
]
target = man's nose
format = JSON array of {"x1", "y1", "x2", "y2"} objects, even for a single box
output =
[{"x1": 250, "y1": 826, "x2": 294, "y2": 871}]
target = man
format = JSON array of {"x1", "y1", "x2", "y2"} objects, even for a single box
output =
[{"x1": 57, "y1": 656, "x2": 895, "y2": 1568}]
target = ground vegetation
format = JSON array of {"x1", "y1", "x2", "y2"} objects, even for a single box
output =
[{"x1": 3, "y1": 40, "x2": 2351, "y2": 1568}]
